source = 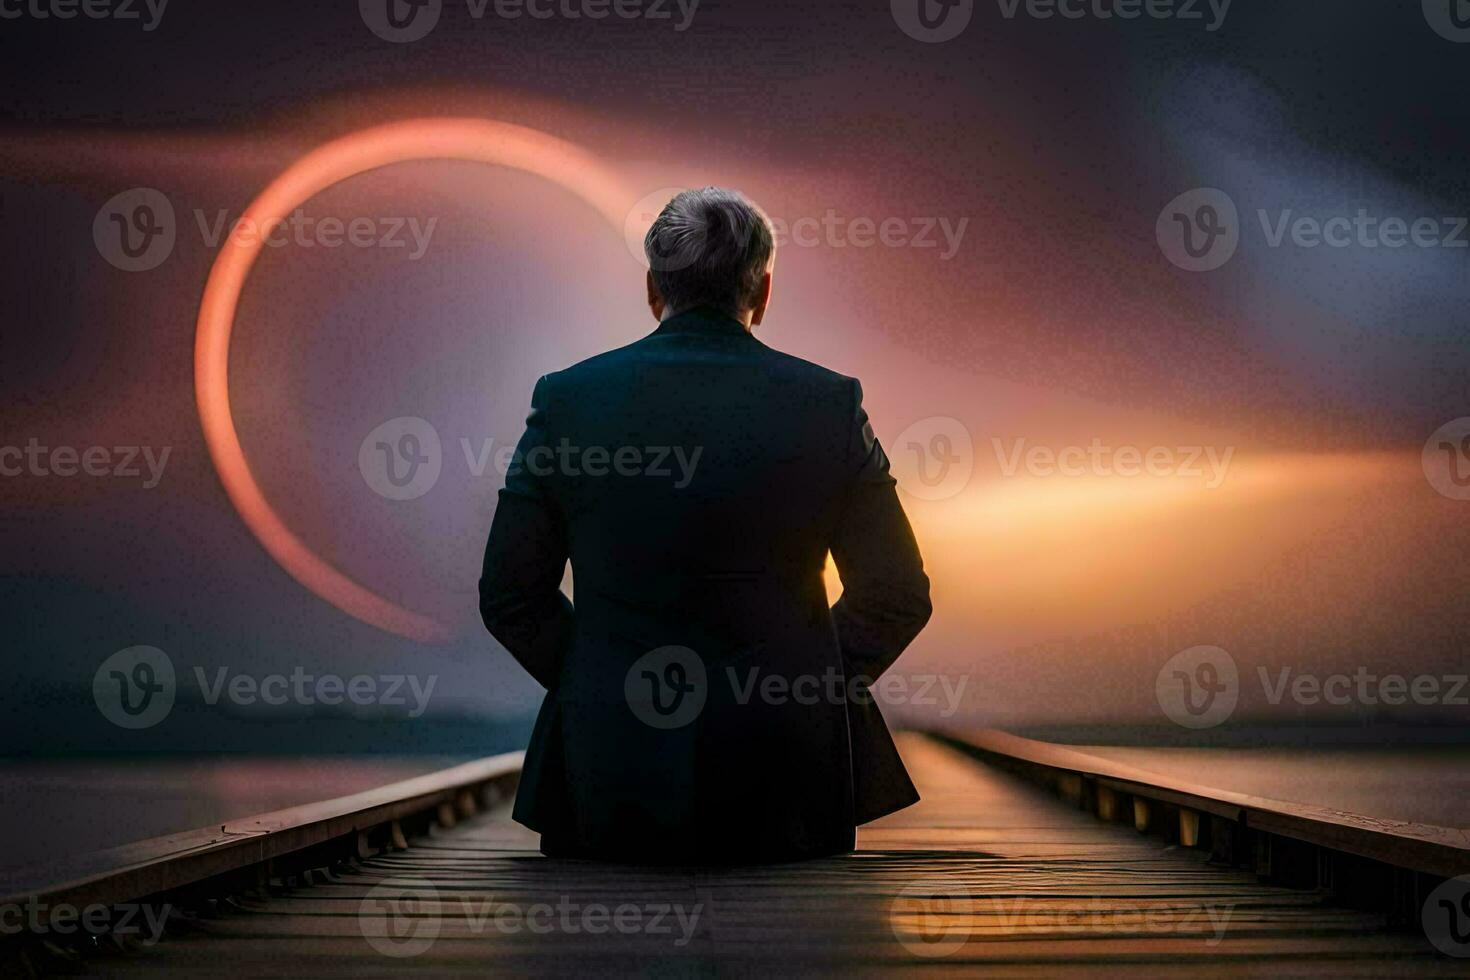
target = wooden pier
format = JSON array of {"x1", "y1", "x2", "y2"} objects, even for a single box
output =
[{"x1": 5, "y1": 733, "x2": 1462, "y2": 976}]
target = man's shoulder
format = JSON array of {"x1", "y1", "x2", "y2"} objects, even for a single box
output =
[
  {"x1": 544, "y1": 333, "x2": 858, "y2": 395},
  {"x1": 756, "y1": 343, "x2": 857, "y2": 389}
]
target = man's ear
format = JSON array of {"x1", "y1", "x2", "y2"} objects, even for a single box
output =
[
  {"x1": 750, "y1": 270, "x2": 774, "y2": 327},
  {"x1": 646, "y1": 270, "x2": 665, "y2": 322}
]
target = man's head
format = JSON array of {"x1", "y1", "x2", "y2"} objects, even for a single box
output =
[{"x1": 643, "y1": 187, "x2": 775, "y2": 327}]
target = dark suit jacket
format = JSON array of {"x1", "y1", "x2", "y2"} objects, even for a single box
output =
[{"x1": 479, "y1": 306, "x2": 932, "y2": 863}]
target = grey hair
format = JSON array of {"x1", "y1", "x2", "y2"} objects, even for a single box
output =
[{"x1": 644, "y1": 187, "x2": 775, "y2": 318}]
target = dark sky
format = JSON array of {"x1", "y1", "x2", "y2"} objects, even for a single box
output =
[{"x1": 5, "y1": 2, "x2": 1468, "y2": 437}]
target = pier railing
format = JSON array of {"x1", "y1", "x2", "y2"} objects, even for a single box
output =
[
  {"x1": 936, "y1": 728, "x2": 1468, "y2": 922},
  {"x1": 0, "y1": 752, "x2": 523, "y2": 920}
]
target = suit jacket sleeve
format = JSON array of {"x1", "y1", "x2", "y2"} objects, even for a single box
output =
[
  {"x1": 479, "y1": 375, "x2": 574, "y2": 690},
  {"x1": 829, "y1": 379, "x2": 933, "y2": 682}
]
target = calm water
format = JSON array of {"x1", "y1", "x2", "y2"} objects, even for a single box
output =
[{"x1": 0, "y1": 756, "x2": 469, "y2": 873}]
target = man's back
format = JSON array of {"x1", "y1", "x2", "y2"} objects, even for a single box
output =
[{"x1": 480, "y1": 190, "x2": 931, "y2": 863}]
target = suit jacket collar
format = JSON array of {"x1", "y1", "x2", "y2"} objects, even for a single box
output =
[{"x1": 653, "y1": 306, "x2": 752, "y2": 338}]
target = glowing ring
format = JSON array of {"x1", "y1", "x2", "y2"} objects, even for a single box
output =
[{"x1": 195, "y1": 118, "x2": 635, "y2": 643}]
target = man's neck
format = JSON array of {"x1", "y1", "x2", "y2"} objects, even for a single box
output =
[{"x1": 662, "y1": 305, "x2": 753, "y2": 330}]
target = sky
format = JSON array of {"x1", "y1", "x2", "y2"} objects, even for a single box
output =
[{"x1": 2, "y1": 1, "x2": 1468, "y2": 751}]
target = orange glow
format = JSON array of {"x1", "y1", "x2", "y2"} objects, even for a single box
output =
[
  {"x1": 905, "y1": 450, "x2": 1418, "y2": 642},
  {"x1": 195, "y1": 118, "x2": 636, "y2": 642}
]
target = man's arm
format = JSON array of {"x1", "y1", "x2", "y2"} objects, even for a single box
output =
[
  {"x1": 479, "y1": 375, "x2": 574, "y2": 690},
  {"x1": 829, "y1": 379, "x2": 933, "y2": 681}
]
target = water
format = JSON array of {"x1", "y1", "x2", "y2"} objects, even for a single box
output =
[{"x1": 0, "y1": 756, "x2": 470, "y2": 873}]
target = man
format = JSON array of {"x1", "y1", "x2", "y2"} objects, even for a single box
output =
[{"x1": 479, "y1": 187, "x2": 932, "y2": 863}]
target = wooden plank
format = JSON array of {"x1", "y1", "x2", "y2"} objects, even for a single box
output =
[{"x1": 27, "y1": 735, "x2": 1450, "y2": 977}]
